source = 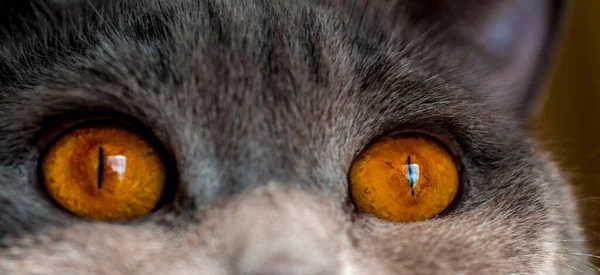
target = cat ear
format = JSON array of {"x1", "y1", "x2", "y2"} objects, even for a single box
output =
[{"x1": 406, "y1": 0, "x2": 568, "y2": 121}]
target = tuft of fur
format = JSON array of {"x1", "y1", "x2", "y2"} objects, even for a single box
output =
[{"x1": 0, "y1": 0, "x2": 587, "y2": 274}]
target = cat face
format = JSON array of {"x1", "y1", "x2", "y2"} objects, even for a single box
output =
[{"x1": 0, "y1": 0, "x2": 587, "y2": 274}]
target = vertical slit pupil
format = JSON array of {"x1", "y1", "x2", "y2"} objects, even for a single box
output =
[
  {"x1": 98, "y1": 146, "x2": 104, "y2": 189},
  {"x1": 407, "y1": 156, "x2": 415, "y2": 196}
]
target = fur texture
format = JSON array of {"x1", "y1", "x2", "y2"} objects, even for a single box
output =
[{"x1": 0, "y1": 0, "x2": 588, "y2": 274}]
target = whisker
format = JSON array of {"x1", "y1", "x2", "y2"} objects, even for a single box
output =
[
  {"x1": 348, "y1": 0, "x2": 369, "y2": 57},
  {"x1": 345, "y1": 0, "x2": 358, "y2": 35},
  {"x1": 561, "y1": 239, "x2": 591, "y2": 242},
  {"x1": 564, "y1": 264, "x2": 587, "y2": 274},
  {"x1": 572, "y1": 252, "x2": 600, "y2": 260},
  {"x1": 583, "y1": 261, "x2": 600, "y2": 272},
  {"x1": 556, "y1": 254, "x2": 591, "y2": 274},
  {"x1": 85, "y1": 0, "x2": 106, "y2": 24}
]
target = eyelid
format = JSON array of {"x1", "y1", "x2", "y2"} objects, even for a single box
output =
[
  {"x1": 359, "y1": 127, "x2": 465, "y2": 172},
  {"x1": 35, "y1": 114, "x2": 135, "y2": 153}
]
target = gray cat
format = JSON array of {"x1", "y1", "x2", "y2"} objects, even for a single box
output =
[{"x1": 0, "y1": 0, "x2": 590, "y2": 274}]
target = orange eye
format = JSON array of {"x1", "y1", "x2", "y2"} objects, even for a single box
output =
[
  {"x1": 349, "y1": 134, "x2": 459, "y2": 222},
  {"x1": 40, "y1": 123, "x2": 167, "y2": 221}
]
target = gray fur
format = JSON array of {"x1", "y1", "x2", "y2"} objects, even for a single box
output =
[{"x1": 0, "y1": 0, "x2": 588, "y2": 274}]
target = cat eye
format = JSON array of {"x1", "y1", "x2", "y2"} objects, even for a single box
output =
[
  {"x1": 40, "y1": 122, "x2": 167, "y2": 221},
  {"x1": 349, "y1": 134, "x2": 459, "y2": 222}
]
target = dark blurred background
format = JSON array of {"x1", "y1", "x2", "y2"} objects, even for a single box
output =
[{"x1": 535, "y1": 0, "x2": 600, "y2": 269}]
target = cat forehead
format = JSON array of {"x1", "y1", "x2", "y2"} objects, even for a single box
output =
[{"x1": 1, "y1": 0, "x2": 492, "y2": 131}]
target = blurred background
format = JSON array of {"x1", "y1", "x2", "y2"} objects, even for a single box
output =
[{"x1": 535, "y1": 0, "x2": 600, "y2": 269}]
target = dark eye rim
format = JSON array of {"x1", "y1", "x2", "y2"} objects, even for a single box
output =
[
  {"x1": 347, "y1": 128, "x2": 468, "y2": 221},
  {"x1": 34, "y1": 115, "x2": 179, "y2": 220}
]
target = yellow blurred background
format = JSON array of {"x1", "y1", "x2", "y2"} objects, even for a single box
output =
[{"x1": 536, "y1": 0, "x2": 600, "y2": 269}]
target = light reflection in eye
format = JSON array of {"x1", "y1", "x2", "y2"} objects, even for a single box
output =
[
  {"x1": 106, "y1": 155, "x2": 127, "y2": 182},
  {"x1": 402, "y1": 156, "x2": 420, "y2": 196},
  {"x1": 403, "y1": 164, "x2": 420, "y2": 184}
]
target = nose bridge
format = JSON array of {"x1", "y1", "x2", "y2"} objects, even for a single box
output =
[
  {"x1": 185, "y1": 135, "x2": 323, "y2": 206},
  {"x1": 198, "y1": 182, "x2": 345, "y2": 274},
  {"x1": 177, "y1": 131, "x2": 302, "y2": 206}
]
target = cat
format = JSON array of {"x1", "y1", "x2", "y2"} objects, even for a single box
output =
[{"x1": 0, "y1": 0, "x2": 589, "y2": 274}]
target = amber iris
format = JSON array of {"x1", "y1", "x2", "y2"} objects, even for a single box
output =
[
  {"x1": 349, "y1": 134, "x2": 459, "y2": 222},
  {"x1": 41, "y1": 124, "x2": 166, "y2": 221}
]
